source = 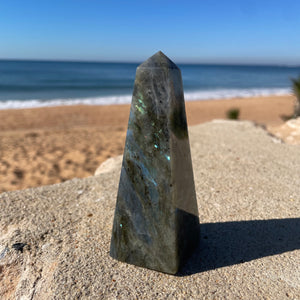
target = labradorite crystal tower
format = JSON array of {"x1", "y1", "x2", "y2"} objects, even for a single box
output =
[{"x1": 110, "y1": 51, "x2": 200, "y2": 274}]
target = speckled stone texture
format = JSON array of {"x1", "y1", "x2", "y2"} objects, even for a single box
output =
[
  {"x1": 0, "y1": 121, "x2": 299, "y2": 299},
  {"x1": 110, "y1": 52, "x2": 200, "y2": 274}
]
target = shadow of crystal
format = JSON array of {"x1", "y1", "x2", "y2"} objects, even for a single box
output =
[{"x1": 178, "y1": 218, "x2": 300, "y2": 276}]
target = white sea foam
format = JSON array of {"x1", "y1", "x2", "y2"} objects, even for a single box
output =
[
  {"x1": 184, "y1": 87, "x2": 291, "y2": 100},
  {"x1": 0, "y1": 95, "x2": 132, "y2": 110},
  {"x1": 0, "y1": 88, "x2": 291, "y2": 110}
]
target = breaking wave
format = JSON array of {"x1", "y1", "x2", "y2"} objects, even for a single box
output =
[{"x1": 0, "y1": 88, "x2": 291, "y2": 110}]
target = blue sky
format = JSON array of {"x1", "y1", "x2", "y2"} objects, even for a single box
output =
[{"x1": 0, "y1": 0, "x2": 299, "y2": 64}]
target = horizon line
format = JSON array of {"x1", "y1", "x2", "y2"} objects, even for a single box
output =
[{"x1": 0, "y1": 58, "x2": 299, "y2": 68}]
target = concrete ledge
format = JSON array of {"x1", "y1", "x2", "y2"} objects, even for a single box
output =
[{"x1": 0, "y1": 121, "x2": 299, "y2": 299}]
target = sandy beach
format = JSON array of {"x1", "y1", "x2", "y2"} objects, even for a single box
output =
[{"x1": 0, "y1": 94, "x2": 295, "y2": 193}]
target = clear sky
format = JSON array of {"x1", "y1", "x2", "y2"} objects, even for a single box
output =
[{"x1": 0, "y1": 0, "x2": 299, "y2": 64}]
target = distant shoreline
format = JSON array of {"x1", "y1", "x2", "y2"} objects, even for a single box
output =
[
  {"x1": 0, "y1": 90, "x2": 292, "y2": 110},
  {"x1": 0, "y1": 95, "x2": 294, "y2": 127}
]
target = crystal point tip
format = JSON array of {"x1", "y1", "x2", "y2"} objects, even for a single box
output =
[{"x1": 138, "y1": 51, "x2": 178, "y2": 70}]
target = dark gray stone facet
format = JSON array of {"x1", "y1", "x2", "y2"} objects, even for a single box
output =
[{"x1": 110, "y1": 51, "x2": 200, "y2": 274}]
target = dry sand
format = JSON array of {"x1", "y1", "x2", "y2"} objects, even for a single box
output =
[
  {"x1": 0, "y1": 94, "x2": 296, "y2": 193},
  {"x1": 0, "y1": 120, "x2": 299, "y2": 299}
]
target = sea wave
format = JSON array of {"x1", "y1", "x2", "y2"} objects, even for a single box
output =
[
  {"x1": 184, "y1": 87, "x2": 291, "y2": 100},
  {"x1": 0, "y1": 88, "x2": 292, "y2": 110}
]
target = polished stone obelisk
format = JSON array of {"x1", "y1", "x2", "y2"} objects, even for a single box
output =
[{"x1": 110, "y1": 51, "x2": 200, "y2": 274}]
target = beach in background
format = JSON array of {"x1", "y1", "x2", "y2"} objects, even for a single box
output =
[
  {"x1": 0, "y1": 60, "x2": 299, "y2": 193},
  {"x1": 0, "y1": 94, "x2": 295, "y2": 193}
]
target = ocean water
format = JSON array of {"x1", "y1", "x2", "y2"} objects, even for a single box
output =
[{"x1": 0, "y1": 60, "x2": 299, "y2": 109}]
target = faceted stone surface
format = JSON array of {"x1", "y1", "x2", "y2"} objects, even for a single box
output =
[{"x1": 110, "y1": 51, "x2": 200, "y2": 274}]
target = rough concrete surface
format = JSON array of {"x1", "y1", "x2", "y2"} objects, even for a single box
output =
[{"x1": 0, "y1": 120, "x2": 299, "y2": 299}]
